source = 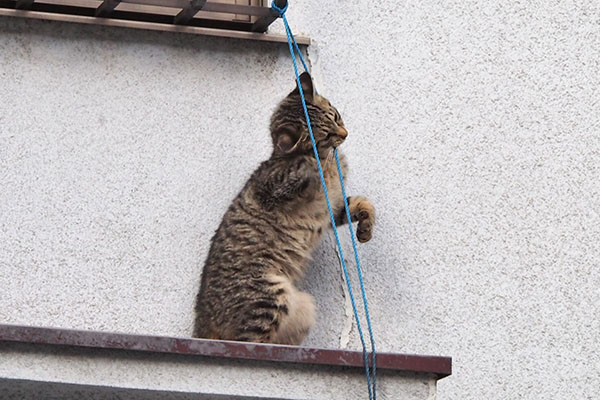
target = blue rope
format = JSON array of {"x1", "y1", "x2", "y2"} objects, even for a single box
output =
[
  {"x1": 271, "y1": 2, "x2": 376, "y2": 398},
  {"x1": 334, "y1": 150, "x2": 377, "y2": 395}
]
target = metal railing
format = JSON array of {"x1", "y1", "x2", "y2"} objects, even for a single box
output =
[{"x1": 0, "y1": 0, "x2": 305, "y2": 43}]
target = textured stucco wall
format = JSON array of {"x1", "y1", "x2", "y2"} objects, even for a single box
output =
[{"x1": 1, "y1": 0, "x2": 599, "y2": 399}]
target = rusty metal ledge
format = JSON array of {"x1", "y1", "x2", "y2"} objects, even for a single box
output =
[{"x1": 0, "y1": 324, "x2": 451, "y2": 379}]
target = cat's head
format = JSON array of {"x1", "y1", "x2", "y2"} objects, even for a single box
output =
[{"x1": 270, "y1": 72, "x2": 348, "y2": 158}]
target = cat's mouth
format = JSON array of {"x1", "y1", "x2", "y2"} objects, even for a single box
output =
[
  {"x1": 332, "y1": 136, "x2": 346, "y2": 147},
  {"x1": 324, "y1": 126, "x2": 348, "y2": 148}
]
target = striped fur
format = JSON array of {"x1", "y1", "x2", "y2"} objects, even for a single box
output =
[{"x1": 193, "y1": 73, "x2": 375, "y2": 345}]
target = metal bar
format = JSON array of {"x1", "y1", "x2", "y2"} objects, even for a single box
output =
[
  {"x1": 119, "y1": 0, "x2": 271, "y2": 15},
  {"x1": 173, "y1": 0, "x2": 205, "y2": 25},
  {"x1": 234, "y1": 0, "x2": 249, "y2": 22},
  {"x1": 15, "y1": 0, "x2": 34, "y2": 9},
  {"x1": 250, "y1": 0, "x2": 284, "y2": 32},
  {"x1": 0, "y1": 6, "x2": 311, "y2": 44},
  {"x1": 120, "y1": 0, "x2": 188, "y2": 8},
  {"x1": 173, "y1": 1, "x2": 273, "y2": 25},
  {"x1": 250, "y1": 10, "x2": 276, "y2": 32},
  {"x1": 0, "y1": 324, "x2": 452, "y2": 378},
  {"x1": 95, "y1": 0, "x2": 121, "y2": 17},
  {"x1": 201, "y1": 1, "x2": 270, "y2": 17},
  {"x1": 12, "y1": 0, "x2": 274, "y2": 16}
]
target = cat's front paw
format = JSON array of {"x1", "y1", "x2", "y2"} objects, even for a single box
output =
[{"x1": 351, "y1": 197, "x2": 375, "y2": 243}]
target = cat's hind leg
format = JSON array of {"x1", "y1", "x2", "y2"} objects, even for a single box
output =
[
  {"x1": 272, "y1": 287, "x2": 316, "y2": 345},
  {"x1": 266, "y1": 274, "x2": 316, "y2": 346},
  {"x1": 233, "y1": 275, "x2": 315, "y2": 346}
]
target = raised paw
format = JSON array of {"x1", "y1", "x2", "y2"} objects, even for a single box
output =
[{"x1": 350, "y1": 196, "x2": 375, "y2": 243}]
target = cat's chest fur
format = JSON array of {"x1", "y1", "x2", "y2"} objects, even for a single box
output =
[
  {"x1": 295, "y1": 157, "x2": 344, "y2": 227},
  {"x1": 247, "y1": 152, "x2": 348, "y2": 280},
  {"x1": 287, "y1": 157, "x2": 345, "y2": 264}
]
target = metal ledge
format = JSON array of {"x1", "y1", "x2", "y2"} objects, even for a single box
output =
[{"x1": 0, "y1": 324, "x2": 451, "y2": 378}]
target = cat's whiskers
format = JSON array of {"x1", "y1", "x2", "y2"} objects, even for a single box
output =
[{"x1": 324, "y1": 148, "x2": 334, "y2": 169}]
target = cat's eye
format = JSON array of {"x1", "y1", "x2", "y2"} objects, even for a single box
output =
[{"x1": 334, "y1": 111, "x2": 343, "y2": 125}]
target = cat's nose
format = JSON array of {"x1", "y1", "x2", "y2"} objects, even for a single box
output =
[{"x1": 337, "y1": 126, "x2": 348, "y2": 138}]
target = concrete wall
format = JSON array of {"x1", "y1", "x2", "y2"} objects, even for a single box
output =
[{"x1": 1, "y1": 1, "x2": 599, "y2": 399}]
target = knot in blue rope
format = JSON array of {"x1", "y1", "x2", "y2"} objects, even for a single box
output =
[{"x1": 271, "y1": 0, "x2": 288, "y2": 15}]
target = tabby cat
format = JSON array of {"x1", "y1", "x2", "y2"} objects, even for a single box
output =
[{"x1": 193, "y1": 72, "x2": 375, "y2": 345}]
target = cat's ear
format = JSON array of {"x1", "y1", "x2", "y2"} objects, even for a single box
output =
[
  {"x1": 275, "y1": 125, "x2": 302, "y2": 153},
  {"x1": 290, "y1": 72, "x2": 315, "y2": 100}
]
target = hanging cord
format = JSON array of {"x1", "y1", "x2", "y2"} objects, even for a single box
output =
[{"x1": 271, "y1": 2, "x2": 376, "y2": 398}]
